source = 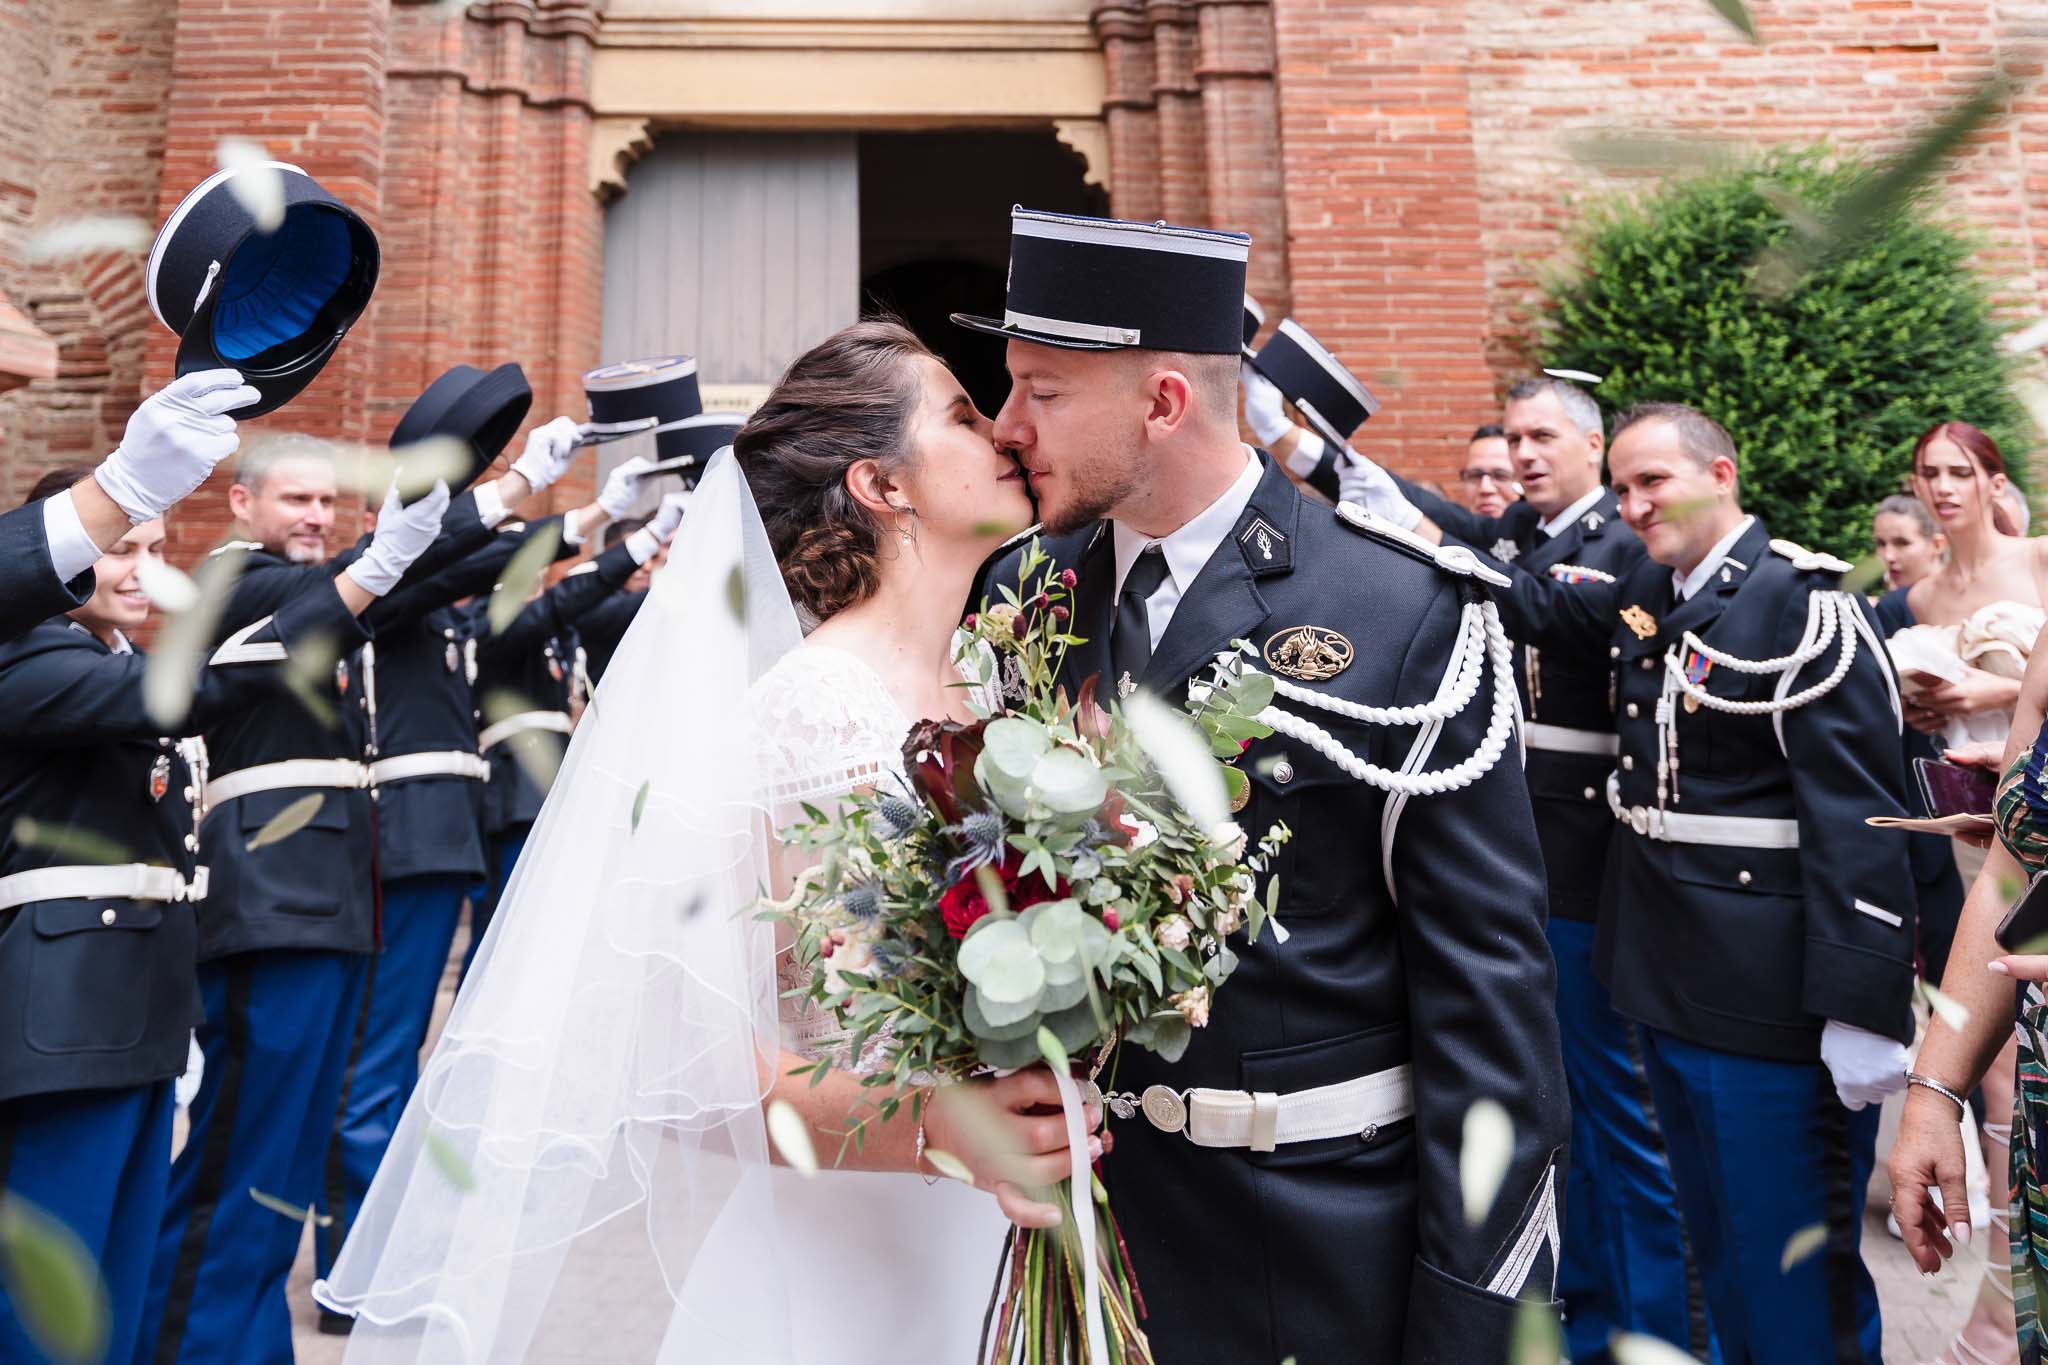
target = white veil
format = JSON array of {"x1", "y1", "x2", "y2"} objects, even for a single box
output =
[{"x1": 314, "y1": 448, "x2": 807, "y2": 1362}]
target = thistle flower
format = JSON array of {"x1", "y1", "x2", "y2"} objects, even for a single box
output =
[
  {"x1": 944, "y1": 807, "x2": 1008, "y2": 881},
  {"x1": 839, "y1": 883, "x2": 881, "y2": 924},
  {"x1": 876, "y1": 793, "x2": 921, "y2": 837}
]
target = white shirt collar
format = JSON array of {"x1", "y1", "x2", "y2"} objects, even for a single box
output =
[
  {"x1": 1673, "y1": 515, "x2": 1756, "y2": 601},
  {"x1": 1537, "y1": 485, "x2": 1606, "y2": 539},
  {"x1": 1112, "y1": 447, "x2": 1263, "y2": 599},
  {"x1": 67, "y1": 621, "x2": 133, "y2": 654}
]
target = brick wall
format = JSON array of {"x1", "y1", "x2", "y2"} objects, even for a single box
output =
[{"x1": 0, "y1": 0, "x2": 176, "y2": 503}]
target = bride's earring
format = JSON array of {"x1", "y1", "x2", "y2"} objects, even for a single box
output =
[{"x1": 894, "y1": 504, "x2": 917, "y2": 546}]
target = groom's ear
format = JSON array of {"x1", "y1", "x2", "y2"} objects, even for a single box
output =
[{"x1": 1141, "y1": 365, "x2": 1198, "y2": 442}]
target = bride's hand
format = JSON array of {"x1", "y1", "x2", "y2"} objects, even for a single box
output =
[{"x1": 925, "y1": 1068, "x2": 1108, "y2": 1230}]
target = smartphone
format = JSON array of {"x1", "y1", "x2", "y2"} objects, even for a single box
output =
[
  {"x1": 1997, "y1": 871, "x2": 2048, "y2": 952},
  {"x1": 1914, "y1": 757, "x2": 1998, "y2": 821}
]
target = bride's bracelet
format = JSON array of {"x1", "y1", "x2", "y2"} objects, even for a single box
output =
[{"x1": 1904, "y1": 1070, "x2": 1969, "y2": 1112}]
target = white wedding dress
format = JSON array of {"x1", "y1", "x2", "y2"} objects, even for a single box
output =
[{"x1": 314, "y1": 452, "x2": 1009, "y2": 1363}]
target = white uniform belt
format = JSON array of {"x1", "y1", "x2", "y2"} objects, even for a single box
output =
[
  {"x1": 368, "y1": 751, "x2": 492, "y2": 785},
  {"x1": 205, "y1": 758, "x2": 370, "y2": 809},
  {"x1": 477, "y1": 711, "x2": 573, "y2": 752},
  {"x1": 1607, "y1": 773, "x2": 1799, "y2": 849},
  {"x1": 1133, "y1": 1064, "x2": 1414, "y2": 1152},
  {"x1": 1523, "y1": 722, "x2": 1619, "y2": 756},
  {"x1": 0, "y1": 863, "x2": 208, "y2": 912}
]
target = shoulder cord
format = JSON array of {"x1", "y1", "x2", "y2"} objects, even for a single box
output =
[
  {"x1": 1250, "y1": 600, "x2": 1516, "y2": 796},
  {"x1": 1653, "y1": 591, "x2": 1860, "y2": 809}
]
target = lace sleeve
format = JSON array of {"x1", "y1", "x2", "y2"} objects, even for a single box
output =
[{"x1": 751, "y1": 647, "x2": 913, "y2": 809}]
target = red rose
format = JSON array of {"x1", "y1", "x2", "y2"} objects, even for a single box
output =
[
  {"x1": 999, "y1": 850, "x2": 1069, "y2": 910},
  {"x1": 940, "y1": 878, "x2": 992, "y2": 939}
]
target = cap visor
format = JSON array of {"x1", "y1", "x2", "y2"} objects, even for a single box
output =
[{"x1": 947, "y1": 312, "x2": 1126, "y2": 351}]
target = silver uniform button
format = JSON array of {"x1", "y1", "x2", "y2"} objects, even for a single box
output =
[
  {"x1": 100, "y1": 908, "x2": 117, "y2": 926},
  {"x1": 1583, "y1": 787, "x2": 1597, "y2": 800},
  {"x1": 1626, "y1": 703, "x2": 1639, "y2": 719},
  {"x1": 1738, "y1": 870, "x2": 1753, "y2": 886},
  {"x1": 1641, "y1": 658, "x2": 1654, "y2": 670},
  {"x1": 1621, "y1": 755, "x2": 1634, "y2": 772},
  {"x1": 1273, "y1": 759, "x2": 1296, "y2": 785},
  {"x1": 184, "y1": 834, "x2": 200, "y2": 853},
  {"x1": 1140, "y1": 1085, "x2": 1188, "y2": 1133},
  {"x1": 1609, "y1": 646, "x2": 1621, "y2": 659}
]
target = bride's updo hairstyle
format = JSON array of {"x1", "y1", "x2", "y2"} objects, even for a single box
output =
[{"x1": 735, "y1": 318, "x2": 936, "y2": 620}]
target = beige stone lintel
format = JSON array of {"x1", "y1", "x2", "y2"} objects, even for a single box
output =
[
  {"x1": 1053, "y1": 117, "x2": 1112, "y2": 190},
  {"x1": 596, "y1": 17, "x2": 1095, "y2": 51},
  {"x1": 594, "y1": 46, "x2": 1106, "y2": 123}
]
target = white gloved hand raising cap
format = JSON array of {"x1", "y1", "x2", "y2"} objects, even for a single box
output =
[{"x1": 93, "y1": 369, "x2": 263, "y2": 524}]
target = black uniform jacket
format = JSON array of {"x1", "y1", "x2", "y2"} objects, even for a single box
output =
[
  {"x1": 986, "y1": 453, "x2": 1569, "y2": 1365},
  {"x1": 458, "y1": 528, "x2": 641, "y2": 838},
  {"x1": 1483, "y1": 517, "x2": 1916, "y2": 1060},
  {"x1": 196, "y1": 490, "x2": 502, "y2": 960},
  {"x1": 1406, "y1": 481, "x2": 1648, "y2": 923},
  {"x1": 574, "y1": 587, "x2": 645, "y2": 692},
  {"x1": 0, "y1": 581, "x2": 363, "y2": 1101},
  {"x1": 1, "y1": 497, "x2": 93, "y2": 645}
]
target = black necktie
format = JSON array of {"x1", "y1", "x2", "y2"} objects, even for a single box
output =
[{"x1": 1110, "y1": 547, "x2": 1170, "y2": 695}]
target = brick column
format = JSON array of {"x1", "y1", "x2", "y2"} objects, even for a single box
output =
[
  {"x1": 1195, "y1": 0, "x2": 1288, "y2": 312},
  {"x1": 1092, "y1": 1, "x2": 1162, "y2": 223},
  {"x1": 1270, "y1": 0, "x2": 1493, "y2": 487},
  {"x1": 1149, "y1": 0, "x2": 1209, "y2": 226},
  {"x1": 150, "y1": 0, "x2": 391, "y2": 560}
]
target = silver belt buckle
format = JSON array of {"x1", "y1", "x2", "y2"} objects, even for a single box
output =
[{"x1": 1097, "y1": 1082, "x2": 1193, "y2": 1138}]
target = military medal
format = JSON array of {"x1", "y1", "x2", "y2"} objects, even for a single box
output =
[
  {"x1": 1620, "y1": 605, "x2": 1658, "y2": 641},
  {"x1": 148, "y1": 753, "x2": 171, "y2": 802},
  {"x1": 335, "y1": 659, "x2": 350, "y2": 694},
  {"x1": 1682, "y1": 652, "x2": 1712, "y2": 714},
  {"x1": 1262, "y1": 625, "x2": 1355, "y2": 682},
  {"x1": 547, "y1": 650, "x2": 563, "y2": 682},
  {"x1": 1490, "y1": 537, "x2": 1520, "y2": 563}
]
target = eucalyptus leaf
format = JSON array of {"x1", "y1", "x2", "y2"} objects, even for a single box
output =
[
  {"x1": 217, "y1": 136, "x2": 286, "y2": 231},
  {"x1": 1123, "y1": 690, "x2": 1228, "y2": 830},
  {"x1": 1703, "y1": 0, "x2": 1759, "y2": 43},
  {"x1": 631, "y1": 781, "x2": 650, "y2": 833},
  {"x1": 12, "y1": 818, "x2": 128, "y2": 865},
  {"x1": 1779, "y1": 1221, "x2": 1827, "y2": 1273},
  {"x1": 981, "y1": 717, "x2": 1051, "y2": 779},
  {"x1": 1042, "y1": 999, "x2": 1108, "y2": 1055},
  {"x1": 1508, "y1": 1296, "x2": 1563, "y2": 1365},
  {"x1": 248, "y1": 1187, "x2": 332, "y2": 1226},
  {"x1": 1036, "y1": 1024, "x2": 1071, "y2": 1075},
  {"x1": 424, "y1": 1129, "x2": 477, "y2": 1193},
  {"x1": 921, "y1": 1147, "x2": 975, "y2": 1183},
  {"x1": 966, "y1": 983, "x2": 1042, "y2": 1033},
  {"x1": 0, "y1": 1194, "x2": 109, "y2": 1365},
  {"x1": 145, "y1": 544, "x2": 245, "y2": 729},
  {"x1": 1024, "y1": 899, "x2": 1089, "y2": 965},
  {"x1": 1612, "y1": 1333, "x2": 1699, "y2": 1365},
  {"x1": 956, "y1": 918, "x2": 1046, "y2": 1004},
  {"x1": 23, "y1": 215, "x2": 153, "y2": 263},
  {"x1": 975, "y1": 1029, "x2": 1051, "y2": 1071},
  {"x1": 489, "y1": 522, "x2": 565, "y2": 634},
  {"x1": 1035, "y1": 968, "x2": 1090, "y2": 1015},
  {"x1": 1031, "y1": 748, "x2": 1109, "y2": 818}
]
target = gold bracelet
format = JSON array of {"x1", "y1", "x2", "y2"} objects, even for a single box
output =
[{"x1": 1905, "y1": 1071, "x2": 1969, "y2": 1112}]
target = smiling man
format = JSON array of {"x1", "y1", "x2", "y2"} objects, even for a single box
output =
[{"x1": 1349, "y1": 400, "x2": 1916, "y2": 1365}]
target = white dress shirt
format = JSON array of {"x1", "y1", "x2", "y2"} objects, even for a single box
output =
[
  {"x1": 1673, "y1": 515, "x2": 1755, "y2": 602},
  {"x1": 1111, "y1": 449, "x2": 1263, "y2": 650},
  {"x1": 1537, "y1": 485, "x2": 1606, "y2": 540}
]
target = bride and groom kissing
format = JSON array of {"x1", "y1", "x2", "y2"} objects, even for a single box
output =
[{"x1": 314, "y1": 207, "x2": 1569, "y2": 1364}]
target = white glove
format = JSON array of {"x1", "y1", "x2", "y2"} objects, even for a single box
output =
[
  {"x1": 93, "y1": 369, "x2": 263, "y2": 523},
  {"x1": 597, "y1": 454, "x2": 659, "y2": 520},
  {"x1": 1820, "y1": 1020, "x2": 1910, "y2": 1111},
  {"x1": 1335, "y1": 448, "x2": 1423, "y2": 530},
  {"x1": 345, "y1": 480, "x2": 451, "y2": 597},
  {"x1": 509, "y1": 415, "x2": 584, "y2": 493},
  {"x1": 624, "y1": 490, "x2": 691, "y2": 565},
  {"x1": 1240, "y1": 361, "x2": 1293, "y2": 446}
]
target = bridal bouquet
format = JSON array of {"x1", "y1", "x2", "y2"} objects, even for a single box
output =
[{"x1": 772, "y1": 541, "x2": 1289, "y2": 1365}]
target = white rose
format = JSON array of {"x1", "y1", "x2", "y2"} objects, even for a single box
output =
[
  {"x1": 822, "y1": 934, "x2": 876, "y2": 996},
  {"x1": 1171, "y1": 985, "x2": 1211, "y2": 1028},
  {"x1": 1154, "y1": 915, "x2": 1192, "y2": 952},
  {"x1": 1211, "y1": 900, "x2": 1244, "y2": 937}
]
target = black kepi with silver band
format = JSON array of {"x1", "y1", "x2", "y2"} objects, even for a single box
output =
[
  {"x1": 582, "y1": 355, "x2": 744, "y2": 485},
  {"x1": 148, "y1": 162, "x2": 379, "y2": 419},
  {"x1": 951, "y1": 207, "x2": 1249, "y2": 354},
  {"x1": 1242, "y1": 293, "x2": 1265, "y2": 360},
  {"x1": 1248, "y1": 317, "x2": 1381, "y2": 454},
  {"x1": 389, "y1": 363, "x2": 534, "y2": 492}
]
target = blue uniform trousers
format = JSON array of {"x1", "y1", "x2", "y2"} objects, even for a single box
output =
[
  {"x1": 1548, "y1": 916, "x2": 1709, "y2": 1364},
  {"x1": 136, "y1": 949, "x2": 366, "y2": 1365},
  {"x1": 315, "y1": 874, "x2": 468, "y2": 1280},
  {"x1": 1640, "y1": 1026, "x2": 1881, "y2": 1365},
  {"x1": 459, "y1": 829, "x2": 527, "y2": 983},
  {"x1": 0, "y1": 1082, "x2": 174, "y2": 1365}
]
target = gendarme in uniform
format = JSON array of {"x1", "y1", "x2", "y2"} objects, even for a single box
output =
[{"x1": 961, "y1": 208, "x2": 1570, "y2": 1364}]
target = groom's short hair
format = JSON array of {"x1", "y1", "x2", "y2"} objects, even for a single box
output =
[{"x1": 1121, "y1": 348, "x2": 1238, "y2": 427}]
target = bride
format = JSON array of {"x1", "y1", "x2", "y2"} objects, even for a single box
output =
[{"x1": 315, "y1": 319, "x2": 1102, "y2": 1362}]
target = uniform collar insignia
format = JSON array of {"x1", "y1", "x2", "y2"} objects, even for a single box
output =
[
  {"x1": 1620, "y1": 604, "x2": 1658, "y2": 640},
  {"x1": 1491, "y1": 537, "x2": 1521, "y2": 562},
  {"x1": 1236, "y1": 515, "x2": 1290, "y2": 573},
  {"x1": 1582, "y1": 510, "x2": 1605, "y2": 530}
]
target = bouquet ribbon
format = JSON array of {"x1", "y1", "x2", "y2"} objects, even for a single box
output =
[{"x1": 1052, "y1": 1066, "x2": 1110, "y2": 1365}]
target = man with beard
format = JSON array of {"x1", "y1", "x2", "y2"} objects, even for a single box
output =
[{"x1": 962, "y1": 208, "x2": 1568, "y2": 1363}]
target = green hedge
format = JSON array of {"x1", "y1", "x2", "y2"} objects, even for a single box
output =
[{"x1": 1535, "y1": 147, "x2": 2029, "y2": 554}]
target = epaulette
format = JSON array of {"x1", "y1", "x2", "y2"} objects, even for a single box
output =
[
  {"x1": 1335, "y1": 501, "x2": 1511, "y2": 588},
  {"x1": 209, "y1": 539, "x2": 263, "y2": 558},
  {"x1": 1768, "y1": 537, "x2": 1853, "y2": 575}
]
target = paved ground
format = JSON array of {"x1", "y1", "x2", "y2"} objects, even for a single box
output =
[{"x1": 246, "y1": 926, "x2": 1987, "y2": 1363}]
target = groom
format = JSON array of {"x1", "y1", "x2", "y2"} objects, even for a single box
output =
[{"x1": 957, "y1": 209, "x2": 1569, "y2": 1363}]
